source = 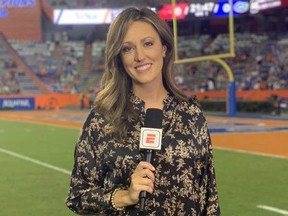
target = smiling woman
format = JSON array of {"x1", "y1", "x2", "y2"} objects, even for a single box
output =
[
  {"x1": 65, "y1": 7, "x2": 220, "y2": 216},
  {"x1": 120, "y1": 21, "x2": 167, "y2": 97}
]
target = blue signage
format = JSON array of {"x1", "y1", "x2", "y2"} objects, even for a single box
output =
[
  {"x1": 0, "y1": 8, "x2": 7, "y2": 18},
  {"x1": 0, "y1": 97, "x2": 35, "y2": 110},
  {"x1": 0, "y1": 0, "x2": 35, "y2": 7},
  {"x1": 0, "y1": 0, "x2": 35, "y2": 18},
  {"x1": 213, "y1": 0, "x2": 249, "y2": 17}
]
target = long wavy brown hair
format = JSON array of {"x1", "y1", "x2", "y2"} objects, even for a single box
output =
[{"x1": 94, "y1": 7, "x2": 188, "y2": 140}]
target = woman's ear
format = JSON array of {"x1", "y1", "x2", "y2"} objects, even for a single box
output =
[{"x1": 162, "y1": 45, "x2": 167, "y2": 57}]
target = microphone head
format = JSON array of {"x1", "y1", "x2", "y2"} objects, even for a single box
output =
[
  {"x1": 139, "y1": 109, "x2": 163, "y2": 211},
  {"x1": 140, "y1": 108, "x2": 163, "y2": 150},
  {"x1": 144, "y1": 108, "x2": 163, "y2": 128}
]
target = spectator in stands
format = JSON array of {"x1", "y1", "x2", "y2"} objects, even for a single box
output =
[
  {"x1": 270, "y1": 94, "x2": 282, "y2": 116},
  {"x1": 65, "y1": 7, "x2": 220, "y2": 215},
  {"x1": 0, "y1": 70, "x2": 21, "y2": 95},
  {"x1": 79, "y1": 92, "x2": 86, "y2": 109},
  {"x1": 88, "y1": 88, "x2": 95, "y2": 108},
  {"x1": 207, "y1": 77, "x2": 216, "y2": 91}
]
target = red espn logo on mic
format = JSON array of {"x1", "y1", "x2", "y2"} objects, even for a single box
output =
[
  {"x1": 139, "y1": 128, "x2": 162, "y2": 150},
  {"x1": 146, "y1": 133, "x2": 156, "y2": 144}
]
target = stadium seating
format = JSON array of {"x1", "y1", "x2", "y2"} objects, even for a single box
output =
[{"x1": 2, "y1": 24, "x2": 288, "y2": 95}]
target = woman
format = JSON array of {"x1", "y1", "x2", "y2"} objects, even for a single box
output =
[{"x1": 65, "y1": 7, "x2": 220, "y2": 215}]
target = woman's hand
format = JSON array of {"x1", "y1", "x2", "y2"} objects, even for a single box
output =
[
  {"x1": 127, "y1": 161, "x2": 155, "y2": 205},
  {"x1": 112, "y1": 161, "x2": 155, "y2": 208}
]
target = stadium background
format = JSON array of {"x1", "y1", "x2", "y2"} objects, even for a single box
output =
[{"x1": 0, "y1": 0, "x2": 288, "y2": 216}]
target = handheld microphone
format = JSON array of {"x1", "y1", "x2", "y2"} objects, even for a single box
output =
[{"x1": 139, "y1": 108, "x2": 163, "y2": 212}]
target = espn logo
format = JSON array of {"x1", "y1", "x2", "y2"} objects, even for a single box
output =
[{"x1": 139, "y1": 128, "x2": 162, "y2": 150}]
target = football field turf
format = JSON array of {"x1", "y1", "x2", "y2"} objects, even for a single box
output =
[{"x1": 0, "y1": 112, "x2": 287, "y2": 216}]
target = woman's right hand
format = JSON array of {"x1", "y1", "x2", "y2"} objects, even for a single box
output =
[{"x1": 127, "y1": 161, "x2": 155, "y2": 205}]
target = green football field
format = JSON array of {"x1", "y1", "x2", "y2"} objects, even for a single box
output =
[{"x1": 0, "y1": 119, "x2": 287, "y2": 216}]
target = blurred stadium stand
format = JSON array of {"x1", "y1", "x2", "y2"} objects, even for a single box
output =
[{"x1": 0, "y1": 0, "x2": 288, "y2": 110}]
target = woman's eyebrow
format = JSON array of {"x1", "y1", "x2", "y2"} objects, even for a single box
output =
[{"x1": 122, "y1": 36, "x2": 155, "y2": 45}]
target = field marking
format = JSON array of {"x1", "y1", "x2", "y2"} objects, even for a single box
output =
[
  {"x1": 0, "y1": 147, "x2": 71, "y2": 175},
  {"x1": 257, "y1": 205, "x2": 288, "y2": 215},
  {"x1": 0, "y1": 117, "x2": 81, "y2": 130},
  {"x1": 214, "y1": 146, "x2": 288, "y2": 160}
]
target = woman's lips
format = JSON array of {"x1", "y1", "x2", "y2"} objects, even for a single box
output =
[{"x1": 135, "y1": 63, "x2": 152, "y2": 72}]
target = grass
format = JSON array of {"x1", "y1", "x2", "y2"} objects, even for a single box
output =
[
  {"x1": 214, "y1": 150, "x2": 288, "y2": 216},
  {"x1": 0, "y1": 120, "x2": 77, "y2": 216},
  {"x1": 0, "y1": 119, "x2": 287, "y2": 216}
]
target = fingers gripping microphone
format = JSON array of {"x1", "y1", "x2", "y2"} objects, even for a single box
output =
[{"x1": 139, "y1": 108, "x2": 163, "y2": 212}]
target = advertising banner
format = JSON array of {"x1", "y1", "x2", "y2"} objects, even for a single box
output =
[
  {"x1": 54, "y1": 9, "x2": 112, "y2": 25},
  {"x1": 250, "y1": 0, "x2": 282, "y2": 14},
  {"x1": 0, "y1": 97, "x2": 35, "y2": 110}
]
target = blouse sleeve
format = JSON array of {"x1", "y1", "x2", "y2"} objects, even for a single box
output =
[
  {"x1": 65, "y1": 112, "x2": 114, "y2": 215},
  {"x1": 190, "y1": 97, "x2": 220, "y2": 215},
  {"x1": 199, "y1": 113, "x2": 221, "y2": 215},
  {"x1": 203, "y1": 130, "x2": 221, "y2": 215}
]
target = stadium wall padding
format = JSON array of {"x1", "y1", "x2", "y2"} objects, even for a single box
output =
[{"x1": 1, "y1": 90, "x2": 287, "y2": 110}]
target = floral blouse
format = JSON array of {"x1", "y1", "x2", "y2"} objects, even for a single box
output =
[{"x1": 65, "y1": 93, "x2": 220, "y2": 216}]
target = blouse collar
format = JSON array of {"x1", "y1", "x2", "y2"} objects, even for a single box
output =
[{"x1": 129, "y1": 91, "x2": 175, "y2": 113}]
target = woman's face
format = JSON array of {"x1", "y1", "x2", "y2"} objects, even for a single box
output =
[{"x1": 120, "y1": 21, "x2": 166, "y2": 88}]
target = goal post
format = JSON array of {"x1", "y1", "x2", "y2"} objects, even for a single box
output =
[{"x1": 171, "y1": 0, "x2": 237, "y2": 116}]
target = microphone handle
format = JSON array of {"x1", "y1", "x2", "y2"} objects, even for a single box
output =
[
  {"x1": 139, "y1": 149, "x2": 153, "y2": 212},
  {"x1": 145, "y1": 149, "x2": 152, "y2": 163}
]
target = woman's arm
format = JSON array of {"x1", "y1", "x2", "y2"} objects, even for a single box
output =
[
  {"x1": 199, "y1": 115, "x2": 221, "y2": 216},
  {"x1": 65, "y1": 112, "x2": 156, "y2": 214},
  {"x1": 65, "y1": 128, "x2": 113, "y2": 214}
]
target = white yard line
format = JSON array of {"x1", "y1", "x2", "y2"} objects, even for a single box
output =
[
  {"x1": 0, "y1": 147, "x2": 71, "y2": 175},
  {"x1": 214, "y1": 146, "x2": 288, "y2": 160},
  {"x1": 257, "y1": 205, "x2": 288, "y2": 215}
]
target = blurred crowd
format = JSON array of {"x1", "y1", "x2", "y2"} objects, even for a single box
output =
[
  {"x1": 174, "y1": 33, "x2": 288, "y2": 92},
  {"x1": 1, "y1": 32, "x2": 288, "y2": 95},
  {"x1": 0, "y1": 59, "x2": 21, "y2": 94}
]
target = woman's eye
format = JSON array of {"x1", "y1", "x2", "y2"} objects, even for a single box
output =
[
  {"x1": 144, "y1": 41, "x2": 154, "y2": 47},
  {"x1": 122, "y1": 46, "x2": 133, "y2": 53}
]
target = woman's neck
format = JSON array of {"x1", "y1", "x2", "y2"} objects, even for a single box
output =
[{"x1": 132, "y1": 85, "x2": 168, "y2": 110}]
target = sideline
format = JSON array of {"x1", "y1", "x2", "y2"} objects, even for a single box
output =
[
  {"x1": 257, "y1": 205, "x2": 288, "y2": 215},
  {"x1": 214, "y1": 146, "x2": 288, "y2": 160},
  {"x1": 0, "y1": 147, "x2": 71, "y2": 175}
]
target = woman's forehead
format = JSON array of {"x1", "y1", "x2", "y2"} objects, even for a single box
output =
[{"x1": 123, "y1": 21, "x2": 160, "y2": 41}]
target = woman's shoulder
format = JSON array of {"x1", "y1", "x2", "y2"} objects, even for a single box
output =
[
  {"x1": 188, "y1": 95, "x2": 200, "y2": 106},
  {"x1": 178, "y1": 95, "x2": 208, "y2": 125},
  {"x1": 178, "y1": 94, "x2": 202, "y2": 110},
  {"x1": 81, "y1": 108, "x2": 106, "y2": 128},
  {"x1": 85, "y1": 108, "x2": 99, "y2": 119},
  {"x1": 167, "y1": 94, "x2": 204, "y2": 117}
]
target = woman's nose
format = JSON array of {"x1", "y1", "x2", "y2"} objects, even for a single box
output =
[{"x1": 134, "y1": 47, "x2": 145, "y2": 62}]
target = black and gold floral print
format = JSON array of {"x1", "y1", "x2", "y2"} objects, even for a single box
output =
[{"x1": 66, "y1": 93, "x2": 220, "y2": 215}]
